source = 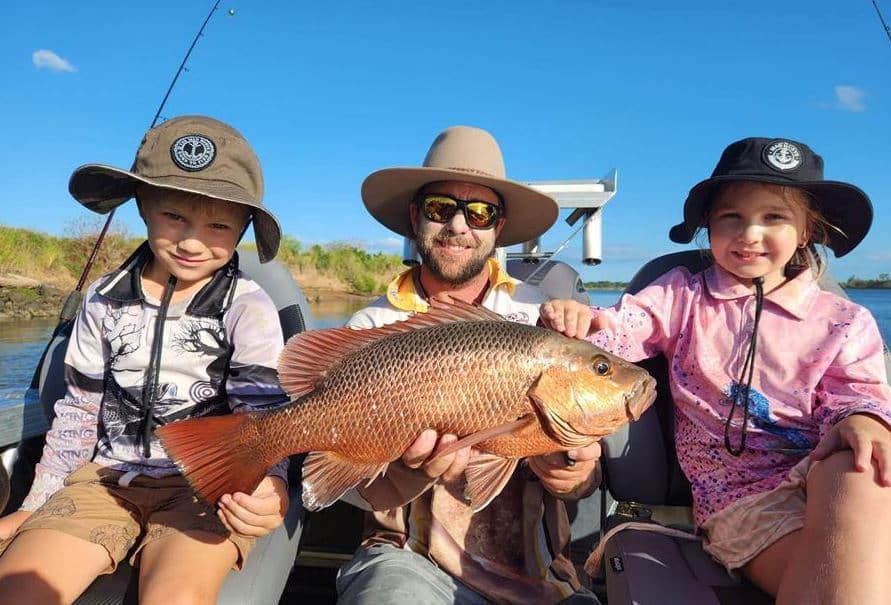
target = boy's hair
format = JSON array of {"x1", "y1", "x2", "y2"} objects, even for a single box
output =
[
  {"x1": 695, "y1": 182, "x2": 843, "y2": 278},
  {"x1": 136, "y1": 185, "x2": 251, "y2": 226}
]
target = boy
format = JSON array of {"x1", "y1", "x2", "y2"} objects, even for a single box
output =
[{"x1": 0, "y1": 115, "x2": 289, "y2": 604}]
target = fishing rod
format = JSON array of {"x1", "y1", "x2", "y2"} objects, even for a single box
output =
[
  {"x1": 73, "y1": 0, "x2": 227, "y2": 298},
  {"x1": 871, "y1": 0, "x2": 891, "y2": 45},
  {"x1": 28, "y1": 0, "x2": 229, "y2": 389}
]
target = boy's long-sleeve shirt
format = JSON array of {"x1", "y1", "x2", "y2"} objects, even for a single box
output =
[
  {"x1": 24, "y1": 245, "x2": 288, "y2": 511},
  {"x1": 590, "y1": 264, "x2": 891, "y2": 526}
]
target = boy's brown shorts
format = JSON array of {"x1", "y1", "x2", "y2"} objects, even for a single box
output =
[{"x1": 0, "y1": 463, "x2": 255, "y2": 572}]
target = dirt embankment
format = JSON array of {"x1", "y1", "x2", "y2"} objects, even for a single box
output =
[
  {"x1": 0, "y1": 270, "x2": 376, "y2": 322},
  {"x1": 0, "y1": 275, "x2": 65, "y2": 321}
]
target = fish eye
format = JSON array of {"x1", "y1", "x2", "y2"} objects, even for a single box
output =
[{"x1": 592, "y1": 355, "x2": 612, "y2": 376}]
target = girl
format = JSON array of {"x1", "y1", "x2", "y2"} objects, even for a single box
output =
[{"x1": 542, "y1": 137, "x2": 891, "y2": 604}]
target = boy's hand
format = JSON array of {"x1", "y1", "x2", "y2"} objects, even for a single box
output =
[
  {"x1": 539, "y1": 299, "x2": 601, "y2": 340},
  {"x1": 402, "y1": 429, "x2": 476, "y2": 483},
  {"x1": 0, "y1": 510, "x2": 32, "y2": 540},
  {"x1": 218, "y1": 476, "x2": 288, "y2": 538},
  {"x1": 528, "y1": 441, "x2": 602, "y2": 499},
  {"x1": 811, "y1": 413, "x2": 891, "y2": 486}
]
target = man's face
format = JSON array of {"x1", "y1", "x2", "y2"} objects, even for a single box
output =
[{"x1": 410, "y1": 181, "x2": 505, "y2": 286}]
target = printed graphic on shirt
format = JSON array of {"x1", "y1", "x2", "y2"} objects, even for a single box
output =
[
  {"x1": 97, "y1": 309, "x2": 231, "y2": 459},
  {"x1": 721, "y1": 382, "x2": 812, "y2": 454}
]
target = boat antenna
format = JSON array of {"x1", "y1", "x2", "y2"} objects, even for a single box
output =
[
  {"x1": 28, "y1": 1, "x2": 230, "y2": 391},
  {"x1": 872, "y1": 0, "x2": 891, "y2": 45}
]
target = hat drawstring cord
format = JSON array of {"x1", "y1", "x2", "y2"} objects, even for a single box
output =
[{"x1": 724, "y1": 276, "x2": 764, "y2": 456}]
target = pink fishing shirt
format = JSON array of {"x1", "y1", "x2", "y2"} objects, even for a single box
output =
[{"x1": 590, "y1": 264, "x2": 891, "y2": 526}]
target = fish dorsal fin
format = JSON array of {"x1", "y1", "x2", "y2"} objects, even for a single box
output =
[
  {"x1": 464, "y1": 454, "x2": 519, "y2": 512},
  {"x1": 528, "y1": 370, "x2": 595, "y2": 448},
  {"x1": 277, "y1": 301, "x2": 505, "y2": 399},
  {"x1": 301, "y1": 451, "x2": 388, "y2": 511}
]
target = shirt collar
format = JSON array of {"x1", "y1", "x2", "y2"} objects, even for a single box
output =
[
  {"x1": 385, "y1": 257, "x2": 517, "y2": 313},
  {"x1": 96, "y1": 241, "x2": 239, "y2": 317},
  {"x1": 703, "y1": 264, "x2": 818, "y2": 320}
]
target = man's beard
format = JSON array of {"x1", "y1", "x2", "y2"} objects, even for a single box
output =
[{"x1": 416, "y1": 231, "x2": 494, "y2": 287}]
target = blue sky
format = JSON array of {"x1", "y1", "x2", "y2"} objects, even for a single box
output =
[{"x1": 2, "y1": 1, "x2": 889, "y2": 282}]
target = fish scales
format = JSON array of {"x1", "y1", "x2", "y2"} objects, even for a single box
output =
[{"x1": 275, "y1": 320, "x2": 558, "y2": 462}]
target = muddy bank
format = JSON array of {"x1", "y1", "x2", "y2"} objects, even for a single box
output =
[
  {"x1": 0, "y1": 284, "x2": 66, "y2": 322},
  {"x1": 301, "y1": 287, "x2": 376, "y2": 304},
  {"x1": 0, "y1": 279, "x2": 374, "y2": 323}
]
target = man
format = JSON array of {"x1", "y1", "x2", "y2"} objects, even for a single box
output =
[{"x1": 337, "y1": 126, "x2": 602, "y2": 605}]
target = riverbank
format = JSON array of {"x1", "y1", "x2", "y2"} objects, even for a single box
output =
[
  {"x1": 0, "y1": 278, "x2": 376, "y2": 322},
  {"x1": 0, "y1": 224, "x2": 401, "y2": 320}
]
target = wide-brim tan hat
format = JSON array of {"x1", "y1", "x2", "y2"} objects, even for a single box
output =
[
  {"x1": 362, "y1": 126, "x2": 558, "y2": 246},
  {"x1": 68, "y1": 115, "x2": 281, "y2": 263}
]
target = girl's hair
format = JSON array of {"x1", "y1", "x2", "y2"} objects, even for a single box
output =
[{"x1": 693, "y1": 181, "x2": 843, "y2": 278}]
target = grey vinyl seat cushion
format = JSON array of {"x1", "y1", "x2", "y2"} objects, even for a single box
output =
[
  {"x1": 31, "y1": 249, "x2": 309, "y2": 605},
  {"x1": 599, "y1": 251, "x2": 773, "y2": 605}
]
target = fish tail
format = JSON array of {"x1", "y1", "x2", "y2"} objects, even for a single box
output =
[{"x1": 156, "y1": 413, "x2": 270, "y2": 506}]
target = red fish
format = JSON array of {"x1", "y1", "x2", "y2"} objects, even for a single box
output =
[{"x1": 157, "y1": 302, "x2": 655, "y2": 511}]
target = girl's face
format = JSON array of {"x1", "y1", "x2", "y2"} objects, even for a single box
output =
[{"x1": 707, "y1": 181, "x2": 807, "y2": 291}]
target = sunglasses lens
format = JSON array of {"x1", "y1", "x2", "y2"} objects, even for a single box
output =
[
  {"x1": 422, "y1": 195, "x2": 500, "y2": 229},
  {"x1": 422, "y1": 196, "x2": 459, "y2": 223},
  {"x1": 464, "y1": 202, "x2": 499, "y2": 229}
]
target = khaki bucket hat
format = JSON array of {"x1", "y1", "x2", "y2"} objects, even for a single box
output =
[
  {"x1": 68, "y1": 115, "x2": 281, "y2": 262},
  {"x1": 362, "y1": 126, "x2": 559, "y2": 246}
]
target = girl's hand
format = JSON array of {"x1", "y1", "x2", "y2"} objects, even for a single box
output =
[
  {"x1": 528, "y1": 441, "x2": 602, "y2": 499},
  {"x1": 0, "y1": 510, "x2": 32, "y2": 540},
  {"x1": 539, "y1": 300, "x2": 601, "y2": 340},
  {"x1": 810, "y1": 413, "x2": 891, "y2": 486},
  {"x1": 218, "y1": 476, "x2": 289, "y2": 538}
]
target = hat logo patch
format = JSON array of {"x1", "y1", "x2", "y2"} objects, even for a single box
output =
[
  {"x1": 762, "y1": 140, "x2": 802, "y2": 172},
  {"x1": 171, "y1": 134, "x2": 216, "y2": 172}
]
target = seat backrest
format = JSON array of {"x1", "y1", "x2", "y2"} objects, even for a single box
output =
[
  {"x1": 601, "y1": 250, "x2": 891, "y2": 506},
  {"x1": 600, "y1": 251, "x2": 708, "y2": 505},
  {"x1": 506, "y1": 259, "x2": 591, "y2": 304},
  {"x1": 39, "y1": 250, "x2": 311, "y2": 421}
]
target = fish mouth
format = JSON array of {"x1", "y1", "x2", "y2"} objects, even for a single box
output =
[{"x1": 624, "y1": 376, "x2": 657, "y2": 421}]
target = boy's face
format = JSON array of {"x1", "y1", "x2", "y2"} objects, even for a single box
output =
[
  {"x1": 707, "y1": 181, "x2": 807, "y2": 291},
  {"x1": 140, "y1": 190, "x2": 249, "y2": 290}
]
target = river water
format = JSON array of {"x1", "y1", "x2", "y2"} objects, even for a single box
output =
[{"x1": 2, "y1": 290, "x2": 891, "y2": 410}]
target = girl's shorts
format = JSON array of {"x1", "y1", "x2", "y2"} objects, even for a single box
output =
[
  {"x1": 0, "y1": 462, "x2": 254, "y2": 572},
  {"x1": 700, "y1": 457, "x2": 810, "y2": 571}
]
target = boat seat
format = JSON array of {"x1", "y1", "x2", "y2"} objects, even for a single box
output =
[{"x1": 30, "y1": 249, "x2": 309, "y2": 605}]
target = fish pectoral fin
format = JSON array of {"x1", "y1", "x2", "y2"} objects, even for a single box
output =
[
  {"x1": 429, "y1": 416, "x2": 536, "y2": 460},
  {"x1": 301, "y1": 451, "x2": 388, "y2": 511},
  {"x1": 463, "y1": 454, "x2": 519, "y2": 512}
]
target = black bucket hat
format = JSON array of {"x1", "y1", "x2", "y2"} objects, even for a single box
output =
[{"x1": 669, "y1": 137, "x2": 873, "y2": 257}]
